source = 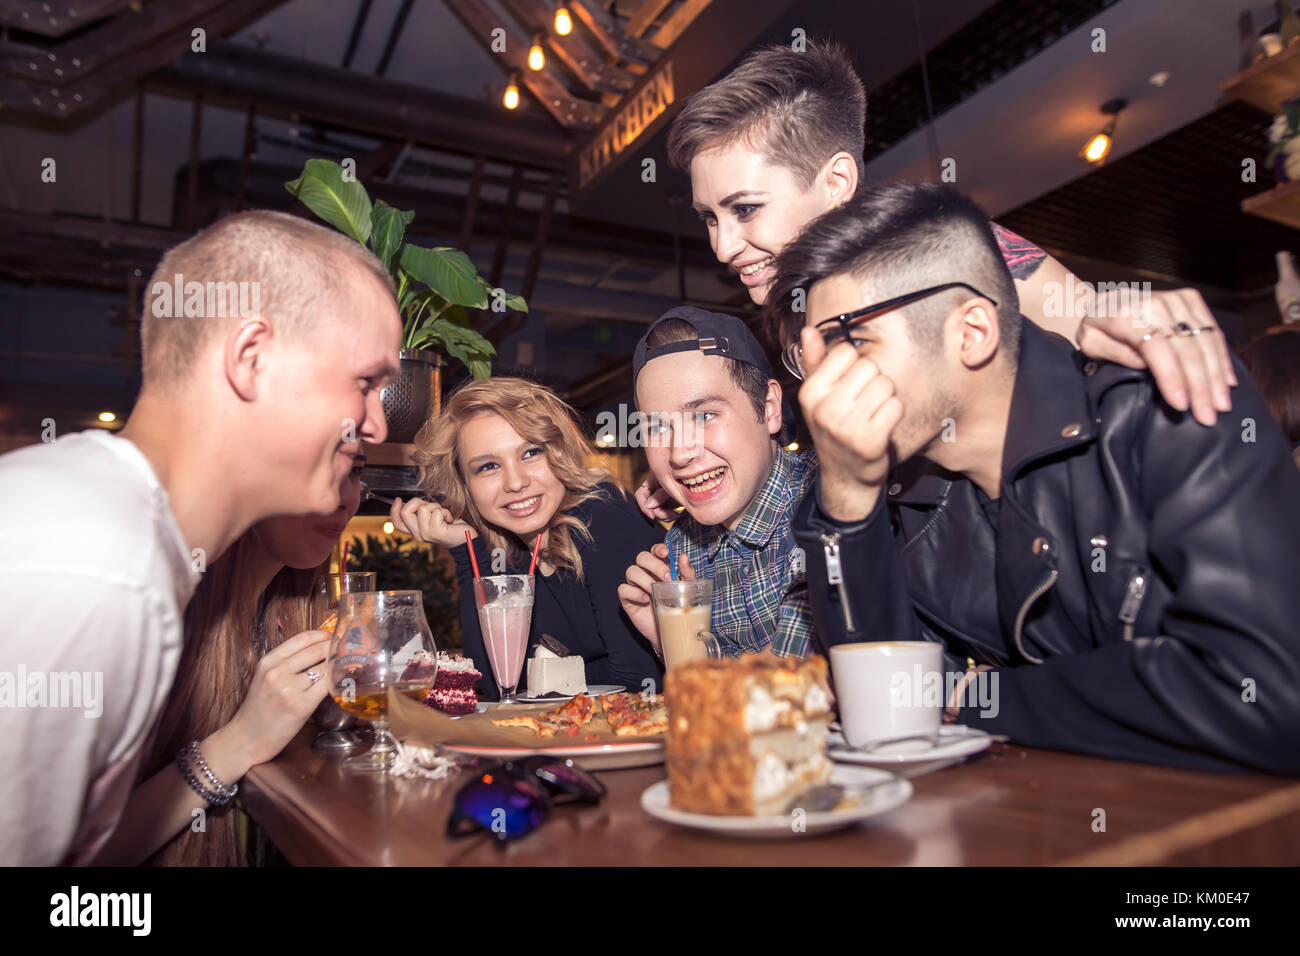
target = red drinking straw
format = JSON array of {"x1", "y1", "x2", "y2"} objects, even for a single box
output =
[
  {"x1": 528, "y1": 532, "x2": 543, "y2": 576},
  {"x1": 466, "y1": 529, "x2": 482, "y2": 578},
  {"x1": 341, "y1": 541, "x2": 349, "y2": 574}
]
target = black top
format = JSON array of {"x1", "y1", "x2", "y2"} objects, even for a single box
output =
[
  {"x1": 973, "y1": 485, "x2": 1001, "y2": 528},
  {"x1": 451, "y1": 483, "x2": 665, "y2": 700}
]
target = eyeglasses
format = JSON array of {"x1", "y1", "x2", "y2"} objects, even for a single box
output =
[
  {"x1": 445, "y1": 756, "x2": 607, "y2": 843},
  {"x1": 781, "y1": 282, "x2": 997, "y2": 380}
]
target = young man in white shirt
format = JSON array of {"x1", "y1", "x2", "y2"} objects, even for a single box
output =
[{"x1": 0, "y1": 210, "x2": 401, "y2": 864}]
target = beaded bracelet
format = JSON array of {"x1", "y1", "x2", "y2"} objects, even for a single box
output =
[
  {"x1": 175, "y1": 755, "x2": 225, "y2": 805},
  {"x1": 187, "y1": 741, "x2": 237, "y2": 800},
  {"x1": 175, "y1": 741, "x2": 238, "y2": 806}
]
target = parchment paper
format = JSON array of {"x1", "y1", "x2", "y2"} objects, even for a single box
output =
[{"x1": 388, "y1": 690, "x2": 665, "y2": 750}]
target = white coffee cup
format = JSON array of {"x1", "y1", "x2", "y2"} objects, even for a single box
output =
[{"x1": 829, "y1": 641, "x2": 944, "y2": 754}]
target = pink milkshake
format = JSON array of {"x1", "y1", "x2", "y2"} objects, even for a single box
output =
[{"x1": 472, "y1": 574, "x2": 535, "y2": 703}]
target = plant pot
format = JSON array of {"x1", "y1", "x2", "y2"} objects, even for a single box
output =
[{"x1": 381, "y1": 349, "x2": 442, "y2": 445}]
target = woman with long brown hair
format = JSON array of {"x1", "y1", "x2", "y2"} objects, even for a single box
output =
[
  {"x1": 91, "y1": 459, "x2": 364, "y2": 865},
  {"x1": 391, "y1": 378, "x2": 663, "y2": 698}
]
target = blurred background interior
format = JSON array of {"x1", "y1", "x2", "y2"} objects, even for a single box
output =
[{"x1": 3, "y1": 0, "x2": 1299, "y2": 641}]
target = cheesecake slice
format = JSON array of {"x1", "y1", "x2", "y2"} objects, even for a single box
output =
[
  {"x1": 665, "y1": 652, "x2": 833, "y2": 816},
  {"x1": 526, "y1": 644, "x2": 587, "y2": 697}
]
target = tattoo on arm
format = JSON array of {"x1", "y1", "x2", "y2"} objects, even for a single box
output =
[{"x1": 991, "y1": 222, "x2": 1048, "y2": 281}]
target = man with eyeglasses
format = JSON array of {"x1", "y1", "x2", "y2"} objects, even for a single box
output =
[{"x1": 769, "y1": 181, "x2": 1300, "y2": 774}]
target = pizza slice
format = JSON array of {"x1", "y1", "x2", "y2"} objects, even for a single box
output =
[
  {"x1": 490, "y1": 713, "x2": 545, "y2": 734},
  {"x1": 550, "y1": 692, "x2": 598, "y2": 737},
  {"x1": 600, "y1": 692, "x2": 668, "y2": 737},
  {"x1": 491, "y1": 693, "x2": 597, "y2": 739}
]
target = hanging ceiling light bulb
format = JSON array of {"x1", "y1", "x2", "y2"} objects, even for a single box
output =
[
  {"x1": 503, "y1": 74, "x2": 520, "y2": 110},
  {"x1": 528, "y1": 35, "x2": 545, "y2": 71},
  {"x1": 554, "y1": 6, "x2": 573, "y2": 36},
  {"x1": 1081, "y1": 97, "x2": 1127, "y2": 165}
]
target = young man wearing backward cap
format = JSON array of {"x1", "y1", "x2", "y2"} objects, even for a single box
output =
[{"x1": 618, "y1": 307, "x2": 817, "y2": 660}]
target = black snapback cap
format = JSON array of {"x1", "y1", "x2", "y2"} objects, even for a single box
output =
[
  {"x1": 632, "y1": 306, "x2": 774, "y2": 386},
  {"x1": 632, "y1": 305, "x2": 797, "y2": 444}
]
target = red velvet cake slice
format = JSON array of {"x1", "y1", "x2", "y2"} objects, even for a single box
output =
[{"x1": 423, "y1": 652, "x2": 482, "y2": 716}]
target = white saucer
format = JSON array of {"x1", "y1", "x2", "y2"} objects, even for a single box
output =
[
  {"x1": 514, "y1": 684, "x2": 626, "y2": 704},
  {"x1": 827, "y1": 725, "x2": 992, "y2": 776},
  {"x1": 640, "y1": 765, "x2": 912, "y2": 838}
]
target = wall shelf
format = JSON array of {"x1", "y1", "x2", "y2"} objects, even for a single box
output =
[{"x1": 1222, "y1": 41, "x2": 1300, "y2": 115}]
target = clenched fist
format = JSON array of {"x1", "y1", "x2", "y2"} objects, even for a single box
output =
[
  {"x1": 797, "y1": 326, "x2": 902, "y2": 523},
  {"x1": 389, "y1": 496, "x2": 477, "y2": 549}
]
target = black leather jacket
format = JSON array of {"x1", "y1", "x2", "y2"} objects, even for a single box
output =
[{"x1": 794, "y1": 319, "x2": 1300, "y2": 775}]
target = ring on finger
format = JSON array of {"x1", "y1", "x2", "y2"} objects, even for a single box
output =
[
  {"x1": 1172, "y1": 321, "x2": 1198, "y2": 337},
  {"x1": 306, "y1": 669, "x2": 320, "y2": 685}
]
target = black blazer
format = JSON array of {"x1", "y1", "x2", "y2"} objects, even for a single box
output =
[{"x1": 452, "y1": 483, "x2": 665, "y2": 700}]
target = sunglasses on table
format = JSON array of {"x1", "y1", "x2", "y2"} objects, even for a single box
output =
[
  {"x1": 782, "y1": 281, "x2": 998, "y2": 380},
  {"x1": 446, "y1": 755, "x2": 607, "y2": 843}
]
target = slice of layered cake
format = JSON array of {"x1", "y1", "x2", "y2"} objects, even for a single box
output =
[
  {"x1": 665, "y1": 652, "x2": 833, "y2": 816},
  {"x1": 423, "y1": 652, "x2": 482, "y2": 716},
  {"x1": 525, "y1": 634, "x2": 586, "y2": 697}
]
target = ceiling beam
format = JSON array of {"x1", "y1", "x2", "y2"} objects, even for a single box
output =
[
  {"x1": 0, "y1": 0, "x2": 291, "y2": 121},
  {"x1": 341, "y1": 0, "x2": 375, "y2": 69},
  {"x1": 148, "y1": 39, "x2": 571, "y2": 170},
  {"x1": 442, "y1": 0, "x2": 605, "y2": 130},
  {"x1": 501, "y1": 0, "x2": 633, "y2": 94},
  {"x1": 0, "y1": 0, "x2": 230, "y2": 84},
  {"x1": 624, "y1": 0, "x2": 672, "y2": 38},
  {"x1": 647, "y1": 0, "x2": 712, "y2": 49},
  {"x1": 0, "y1": 0, "x2": 133, "y2": 38},
  {"x1": 374, "y1": 0, "x2": 414, "y2": 77},
  {"x1": 0, "y1": 150, "x2": 724, "y2": 288},
  {"x1": 568, "y1": 0, "x2": 660, "y2": 66}
]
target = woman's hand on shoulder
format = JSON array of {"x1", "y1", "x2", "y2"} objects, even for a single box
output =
[
  {"x1": 390, "y1": 496, "x2": 477, "y2": 549},
  {"x1": 1075, "y1": 287, "x2": 1236, "y2": 427},
  {"x1": 635, "y1": 475, "x2": 677, "y2": 522}
]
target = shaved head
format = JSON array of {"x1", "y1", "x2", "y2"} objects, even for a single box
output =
[{"x1": 141, "y1": 210, "x2": 396, "y2": 389}]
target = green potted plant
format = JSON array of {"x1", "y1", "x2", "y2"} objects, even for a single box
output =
[{"x1": 285, "y1": 158, "x2": 528, "y2": 441}]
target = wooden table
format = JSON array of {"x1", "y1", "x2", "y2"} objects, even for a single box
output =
[{"x1": 241, "y1": 727, "x2": 1300, "y2": 866}]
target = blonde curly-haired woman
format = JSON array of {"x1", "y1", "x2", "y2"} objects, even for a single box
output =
[{"x1": 392, "y1": 377, "x2": 664, "y2": 699}]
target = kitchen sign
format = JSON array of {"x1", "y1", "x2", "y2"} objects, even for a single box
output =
[{"x1": 576, "y1": 61, "x2": 675, "y2": 191}]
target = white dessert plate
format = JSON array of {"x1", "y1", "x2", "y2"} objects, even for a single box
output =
[
  {"x1": 640, "y1": 765, "x2": 912, "y2": 838},
  {"x1": 826, "y1": 725, "x2": 992, "y2": 776},
  {"x1": 514, "y1": 684, "x2": 626, "y2": 704},
  {"x1": 440, "y1": 737, "x2": 663, "y2": 771}
]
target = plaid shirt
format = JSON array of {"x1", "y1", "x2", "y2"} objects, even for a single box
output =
[{"x1": 666, "y1": 449, "x2": 817, "y2": 657}]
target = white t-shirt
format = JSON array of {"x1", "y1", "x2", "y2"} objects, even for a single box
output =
[{"x1": 0, "y1": 430, "x2": 200, "y2": 865}]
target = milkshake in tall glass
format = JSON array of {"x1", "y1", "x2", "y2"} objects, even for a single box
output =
[{"x1": 473, "y1": 574, "x2": 535, "y2": 703}]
